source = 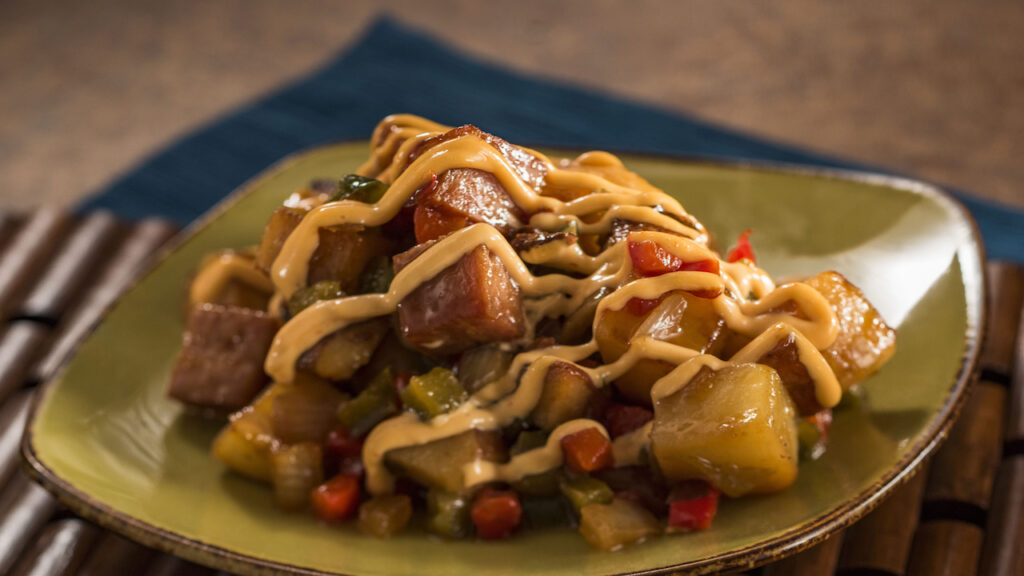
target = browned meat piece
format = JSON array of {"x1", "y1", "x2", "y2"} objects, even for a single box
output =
[
  {"x1": 755, "y1": 333, "x2": 821, "y2": 416},
  {"x1": 416, "y1": 167, "x2": 525, "y2": 237},
  {"x1": 409, "y1": 124, "x2": 548, "y2": 190},
  {"x1": 306, "y1": 225, "x2": 387, "y2": 291},
  {"x1": 256, "y1": 206, "x2": 304, "y2": 271},
  {"x1": 396, "y1": 244, "x2": 525, "y2": 356},
  {"x1": 169, "y1": 304, "x2": 281, "y2": 411},
  {"x1": 256, "y1": 205, "x2": 387, "y2": 293}
]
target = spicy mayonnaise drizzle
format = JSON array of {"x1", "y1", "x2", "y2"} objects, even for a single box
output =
[{"x1": 252, "y1": 114, "x2": 842, "y2": 494}]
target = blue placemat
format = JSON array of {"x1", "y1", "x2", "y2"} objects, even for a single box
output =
[{"x1": 80, "y1": 17, "x2": 1023, "y2": 263}]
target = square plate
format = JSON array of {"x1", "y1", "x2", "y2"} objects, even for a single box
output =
[{"x1": 24, "y1": 143, "x2": 985, "y2": 575}]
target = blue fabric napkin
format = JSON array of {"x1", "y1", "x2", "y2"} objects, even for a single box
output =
[{"x1": 81, "y1": 17, "x2": 1023, "y2": 263}]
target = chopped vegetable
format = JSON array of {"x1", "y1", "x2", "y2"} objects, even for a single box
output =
[
  {"x1": 385, "y1": 430, "x2": 505, "y2": 492},
  {"x1": 650, "y1": 364, "x2": 798, "y2": 497},
  {"x1": 471, "y1": 488, "x2": 523, "y2": 539},
  {"x1": 426, "y1": 490, "x2": 472, "y2": 538},
  {"x1": 603, "y1": 404, "x2": 653, "y2": 439},
  {"x1": 531, "y1": 362, "x2": 597, "y2": 430},
  {"x1": 287, "y1": 280, "x2": 346, "y2": 316},
  {"x1": 561, "y1": 427, "x2": 614, "y2": 474},
  {"x1": 579, "y1": 498, "x2": 661, "y2": 551},
  {"x1": 358, "y1": 494, "x2": 413, "y2": 537},
  {"x1": 400, "y1": 367, "x2": 467, "y2": 419},
  {"x1": 271, "y1": 443, "x2": 324, "y2": 510},
  {"x1": 330, "y1": 174, "x2": 388, "y2": 204},
  {"x1": 627, "y1": 237, "x2": 720, "y2": 278},
  {"x1": 299, "y1": 318, "x2": 389, "y2": 381},
  {"x1": 456, "y1": 345, "x2": 514, "y2": 393},
  {"x1": 271, "y1": 377, "x2": 347, "y2": 444},
  {"x1": 726, "y1": 229, "x2": 756, "y2": 263},
  {"x1": 311, "y1": 473, "x2": 361, "y2": 522},
  {"x1": 559, "y1": 474, "x2": 613, "y2": 513},
  {"x1": 798, "y1": 409, "x2": 833, "y2": 460},
  {"x1": 667, "y1": 480, "x2": 720, "y2": 531},
  {"x1": 337, "y1": 369, "x2": 398, "y2": 437},
  {"x1": 510, "y1": 429, "x2": 548, "y2": 455},
  {"x1": 358, "y1": 254, "x2": 395, "y2": 294}
]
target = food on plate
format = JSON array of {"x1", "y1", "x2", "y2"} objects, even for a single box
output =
[{"x1": 168, "y1": 114, "x2": 896, "y2": 549}]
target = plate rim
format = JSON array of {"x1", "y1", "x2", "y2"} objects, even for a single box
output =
[{"x1": 21, "y1": 142, "x2": 988, "y2": 576}]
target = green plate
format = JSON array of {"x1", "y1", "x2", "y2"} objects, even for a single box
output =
[{"x1": 23, "y1": 143, "x2": 985, "y2": 575}]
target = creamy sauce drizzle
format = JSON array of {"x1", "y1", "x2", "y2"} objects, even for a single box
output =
[
  {"x1": 244, "y1": 114, "x2": 846, "y2": 494},
  {"x1": 189, "y1": 252, "x2": 273, "y2": 308}
]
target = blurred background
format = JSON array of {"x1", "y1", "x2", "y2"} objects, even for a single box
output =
[{"x1": 1, "y1": 0, "x2": 1022, "y2": 212}]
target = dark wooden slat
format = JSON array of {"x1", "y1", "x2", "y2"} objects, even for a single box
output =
[
  {"x1": 0, "y1": 210, "x2": 71, "y2": 321},
  {"x1": 762, "y1": 531, "x2": 843, "y2": 576},
  {"x1": 0, "y1": 390, "x2": 33, "y2": 490},
  {"x1": 923, "y1": 382, "x2": 1004, "y2": 512},
  {"x1": 9, "y1": 519, "x2": 101, "y2": 576},
  {"x1": 32, "y1": 218, "x2": 177, "y2": 384},
  {"x1": 14, "y1": 212, "x2": 122, "y2": 323},
  {"x1": 145, "y1": 555, "x2": 218, "y2": 576},
  {"x1": 0, "y1": 213, "x2": 24, "y2": 254},
  {"x1": 905, "y1": 520, "x2": 983, "y2": 576},
  {"x1": 837, "y1": 465, "x2": 928, "y2": 575},
  {"x1": 1006, "y1": 301, "x2": 1024, "y2": 448},
  {"x1": 0, "y1": 323, "x2": 49, "y2": 405},
  {"x1": 979, "y1": 456, "x2": 1024, "y2": 576},
  {"x1": 982, "y1": 262, "x2": 1024, "y2": 378},
  {"x1": 0, "y1": 475, "x2": 59, "y2": 575},
  {"x1": 76, "y1": 531, "x2": 155, "y2": 576}
]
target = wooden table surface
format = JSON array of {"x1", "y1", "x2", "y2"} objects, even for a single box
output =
[{"x1": 1, "y1": 0, "x2": 1022, "y2": 212}]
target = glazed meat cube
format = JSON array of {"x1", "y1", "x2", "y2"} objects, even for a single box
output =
[
  {"x1": 256, "y1": 205, "x2": 386, "y2": 293},
  {"x1": 414, "y1": 168, "x2": 525, "y2": 241},
  {"x1": 804, "y1": 271, "x2": 896, "y2": 388},
  {"x1": 410, "y1": 124, "x2": 547, "y2": 190},
  {"x1": 169, "y1": 304, "x2": 280, "y2": 410},
  {"x1": 256, "y1": 206, "x2": 305, "y2": 272},
  {"x1": 755, "y1": 333, "x2": 821, "y2": 416},
  {"x1": 395, "y1": 244, "x2": 525, "y2": 356}
]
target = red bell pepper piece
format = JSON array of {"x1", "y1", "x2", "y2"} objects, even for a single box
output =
[
  {"x1": 627, "y1": 237, "x2": 719, "y2": 278},
  {"x1": 726, "y1": 229, "x2": 756, "y2": 263},
  {"x1": 471, "y1": 488, "x2": 523, "y2": 539},
  {"x1": 604, "y1": 403, "x2": 654, "y2": 439},
  {"x1": 667, "y1": 480, "x2": 720, "y2": 531},
  {"x1": 624, "y1": 295, "x2": 664, "y2": 317},
  {"x1": 561, "y1": 427, "x2": 614, "y2": 474},
  {"x1": 311, "y1": 473, "x2": 362, "y2": 523}
]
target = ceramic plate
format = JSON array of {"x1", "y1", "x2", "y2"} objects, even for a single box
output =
[{"x1": 24, "y1": 143, "x2": 985, "y2": 575}]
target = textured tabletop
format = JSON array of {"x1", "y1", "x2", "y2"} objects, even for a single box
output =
[{"x1": 1, "y1": 0, "x2": 1022, "y2": 212}]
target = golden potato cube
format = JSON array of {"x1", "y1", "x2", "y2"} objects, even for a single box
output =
[
  {"x1": 651, "y1": 363, "x2": 798, "y2": 497},
  {"x1": 530, "y1": 362, "x2": 597, "y2": 430},
  {"x1": 804, "y1": 271, "x2": 896, "y2": 388}
]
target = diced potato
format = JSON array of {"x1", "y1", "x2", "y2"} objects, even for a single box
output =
[
  {"x1": 307, "y1": 225, "x2": 388, "y2": 292},
  {"x1": 255, "y1": 205, "x2": 388, "y2": 293},
  {"x1": 804, "y1": 271, "x2": 896, "y2": 388},
  {"x1": 256, "y1": 206, "x2": 305, "y2": 272},
  {"x1": 530, "y1": 362, "x2": 598, "y2": 430},
  {"x1": 396, "y1": 245, "x2": 525, "y2": 356},
  {"x1": 579, "y1": 498, "x2": 661, "y2": 551},
  {"x1": 270, "y1": 376, "x2": 347, "y2": 444},
  {"x1": 297, "y1": 318, "x2": 389, "y2": 381},
  {"x1": 650, "y1": 364, "x2": 798, "y2": 497},
  {"x1": 168, "y1": 304, "x2": 281, "y2": 411},
  {"x1": 384, "y1": 430, "x2": 506, "y2": 492},
  {"x1": 270, "y1": 443, "x2": 323, "y2": 510},
  {"x1": 596, "y1": 291, "x2": 726, "y2": 405},
  {"x1": 211, "y1": 383, "x2": 289, "y2": 481},
  {"x1": 358, "y1": 494, "x2": 413, "y2": 538}
]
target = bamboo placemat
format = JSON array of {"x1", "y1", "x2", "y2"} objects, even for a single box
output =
[{"x1": 0, "y1": 210, "x2": 1020, "y2": 576}]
